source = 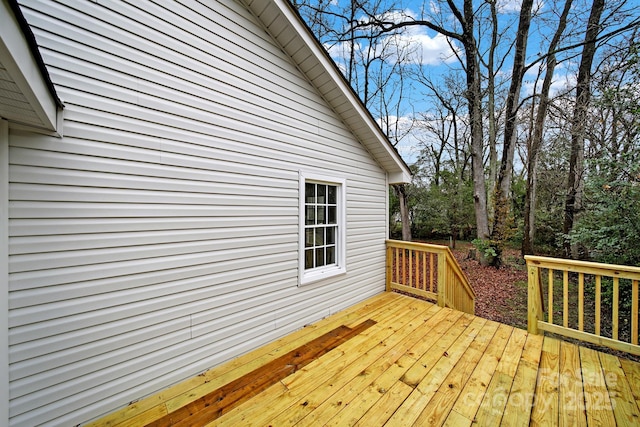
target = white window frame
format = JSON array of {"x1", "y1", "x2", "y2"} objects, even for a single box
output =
[{"x1": 298, "y1": 171, "x2": 346, "y2": 286}]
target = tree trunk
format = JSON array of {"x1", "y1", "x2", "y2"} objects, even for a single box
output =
[
  {"x1": 564, "y1": 0, "x2": 604, "y2": 257},
  {"x1": 522, "y1": 0, "x2": 573, "y2": 256},
  {"x1": 492, "y1": 0, "x2": 534, "y2": 245},
  {"x1": 393, "y1": 184, "x2": 412, "y2": 241},
  {"x1": 463, "y1": 0, "x2": 490, "y2": 240},
  {"x1": 486, "y1": 0, "x2": 499, "y2": 224}
]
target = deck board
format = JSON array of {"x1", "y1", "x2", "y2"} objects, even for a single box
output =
[
  {"x1": 474, "y1": 327, "x2": 528, "y2": 424},
  {"x1": 620, "y1": 358, "x2": 640, "y2": 407},
  {"x1": 558, "y1": 340, "x2": 587, "y2": 426},
  {"x1": 293, "y1": 304, "x2": 443, "y2": 427},
  {"x1": 600, "y1": 352, "x2": 640, "y2": 426},
  {"x1": 447, "y1": 323, "x2": 512, "y2": 424},
  {"x1": 90, "y1": 293, "x2": 640, "y2": 427},
  {"x1": 150, "y1": 320, "x2": 378, "y2": 426},
  {"x1": 530, "y1": 336, "x2": 560, "y2": 426},
  {"x1": 580, "y1": 346, "x2": 616, "y2": 426},
  {"x1": 501, "y1": 333, "x2": 543, "y2": 426},
  {"x1": 412, "y1": 320, "x2": 493, "y2": 425}
]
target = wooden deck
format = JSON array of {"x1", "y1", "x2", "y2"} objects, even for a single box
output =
[{"x1": 92, "y1": 292, "x2": 640, "y2": 426}]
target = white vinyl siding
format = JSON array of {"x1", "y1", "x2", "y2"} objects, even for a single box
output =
[
  {"x1": 1, "y1": 120, "x2": 9, "y2": 427},
  {"x1": 7, "y1": 1, "x2": 388, "y2": 426}
]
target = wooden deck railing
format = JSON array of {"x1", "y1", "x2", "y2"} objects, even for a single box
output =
[
  {"x1": 386, "y1": 240, "x2": 475, "y2": 314},
  {"x1": 526, "y1": 255, "x2": 640, "y2": 356}
]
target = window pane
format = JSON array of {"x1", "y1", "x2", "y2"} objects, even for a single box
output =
[
  {"x1": 317, "y1": 185, "x2": 326, "y2": 204},
  {"x1": 316, "y1": 248, "x2": 325, "y2": 267},
  {"x1": 328, "y1": 206, "x2": 336, "y2": 224},
  {"x1": 328, "y1": 186, "x2": 337, "y2": 204},
  {"x1": 305, "y1": 206, "x2": 315, "y2": 225},
  {"x1": 301, "y1": 179, "x2": 342, "y2": 274},
  {"x1": 317, "y1": 206, "x2": 325, "y2": 224},
  {"x1": 305, "y1": 249, "x2": 314, "y2": 269},
  {"x1": 305, "y1": 229, "x2": 314, "y2": 247},
  {"x1": 326, "y1": 246, "x2": 335, "y2": 264},
  {"x1": 305, "y1": 183, "x2": 315, "y2": 203},
  {"x1": 326, "y1": 226, "x2": 336, "y2": 244}
]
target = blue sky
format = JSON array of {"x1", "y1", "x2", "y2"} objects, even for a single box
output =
[
  {"x1": 305, "y1": 0, "x2": 622, "y2": 165},
  {"x1": 312, "y1": 0, "x2": 528, "y2": 163}
]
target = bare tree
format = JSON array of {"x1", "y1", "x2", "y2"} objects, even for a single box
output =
[
  {"x1": 491, "y1": 0, "x2": 535, "y2": 247},
  {"x1": 294, "y1": 0, "x2": 415, "y2": 240},
  {"x1": 563, "y1": 0, "x2": 605, "y2": 257},
  {"x1": 460, "y1": 0, "x2": 491, "y2": 240},
  {"x1": 333, "y1": 0, "x2": 488, "y2": 238},
  {"x1": 295, "y1": 0, "x2": 640, "y2": 253},
  {"x1": 416, "y1": 72, "x2": 469, "y2": 186},
  {"x1": 484, "y1": 0, "x2": 501, "y2": 222},
  {"x1": 587, "y1": 31, "x2": 640, "y2": 170},
  {"x1": 522, "y1": 0, "x2": 573, "y2": 255}
]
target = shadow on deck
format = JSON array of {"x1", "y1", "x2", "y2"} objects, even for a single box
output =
[{"x1": 91, "y1": 292, "x2": 640, "y2": 426}]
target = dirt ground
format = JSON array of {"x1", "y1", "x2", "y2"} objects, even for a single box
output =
[{"x1": 446, "y1": 242, "x2": 530, "y2": 330}]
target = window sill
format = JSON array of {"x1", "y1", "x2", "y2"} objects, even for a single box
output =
[{"x1": 299, "y1": 265, "x2": 346, "y2": 286}]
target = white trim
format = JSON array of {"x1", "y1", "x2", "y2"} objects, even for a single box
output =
[
  {"x1": 385, "y1": 174, "x2": 390, "y2": 238},
  {"x1": 7, "y1": 109, "x2": 64, "y2": 138},
  {"x1": 0, "y1": 119, "x2": 9, "y2": 427},
  {"x1": 298, "y1": 170, "x2": 346, "y2": 286}
]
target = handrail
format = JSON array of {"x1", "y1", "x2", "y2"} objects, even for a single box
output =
[
  {"x1": 386, "y1": 240, "x2": 475, "y2": 314},
  {"x1": 526, "y1": 255, "x2": 640, "y2": 356}
]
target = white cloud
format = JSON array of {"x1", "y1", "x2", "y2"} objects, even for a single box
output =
[
  {"x1": 376, "y1": 114, "x2": 433, "y2": 165},
  {"x1": 394, "y1": 134, "x2": 421, "y2": 165},
  {"x1": 522, "y1": 65, "x2": 576, "y2": 98},
  {"x1": 494, "y1": 0, "x2": 545, "y2": 14},
  {"x1": 429, "y1": 0, "x2": 440, "y2": 15},
  {"x1": 496, "y1": 0, "x2": 522, "y2": 13},
  {"x1": 324, "y1": 41, "x2": 360, "y2": 61},
  {"x1": 352, "y1": 8, "x2": 459, "y2": 66},
  {"x1": 394, "y1": 32, "x2": 459, "y2": 65},
  {"x1": 327, "y1": 31, "x2": 458, "y2": 68}
]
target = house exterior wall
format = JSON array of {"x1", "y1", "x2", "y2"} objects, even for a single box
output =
[
  {"x1": 6, "y1": 0, "x2": 389, "y2": 425},
  {"x1": 1, "y1": 119, "x2": 10, "y2": 427}
]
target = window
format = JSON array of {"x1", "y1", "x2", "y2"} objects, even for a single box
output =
[
  {"x1": 299, "y1": 171, "x2": 346, "y2": 285},
  {"x1": 304, "y1": 182, "x2": 337, "y2": 269}
]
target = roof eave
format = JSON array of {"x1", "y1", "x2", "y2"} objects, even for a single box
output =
[
  {"x1": 0, "y1": 0, "x2": 62, "y2": 132},
  {"x1": 244, "y1": 0, "x2": 412, "y2": 184}
]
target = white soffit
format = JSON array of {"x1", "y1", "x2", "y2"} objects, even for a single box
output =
[{"x1": 0, "y1": 0, "x2": 60, "y2": 131}]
